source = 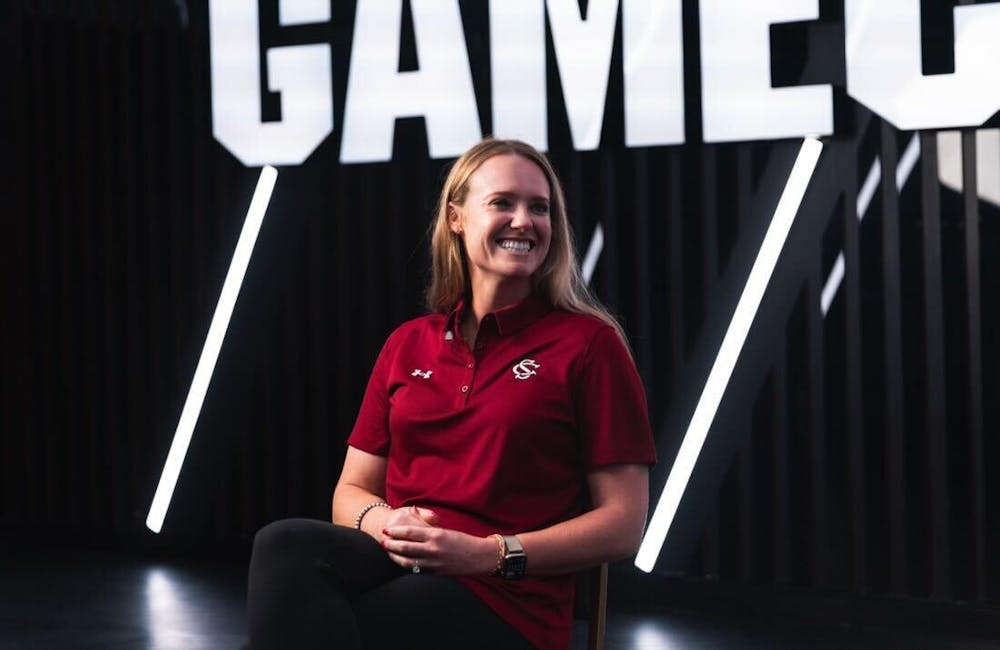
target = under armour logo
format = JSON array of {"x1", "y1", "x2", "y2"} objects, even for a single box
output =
[
  {"x1": 512, "y1": 359, "x2": 540, "y2": 380},
  {"x1": 411, "y1": 369, "x2": 433, "y2": 379}
]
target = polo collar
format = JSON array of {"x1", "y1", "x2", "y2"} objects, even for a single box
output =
[{"x1": 446, "y1": 292, "x2": 552, "y2": 340}]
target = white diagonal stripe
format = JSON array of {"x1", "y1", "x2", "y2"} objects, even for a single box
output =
[
  {"x1": 146, "y1": 166, "x2": 277, "y2": 533},
  {"x1": 635, "y1": 138, "x2": 824, "y2": 572},
  {"x1": 822, "y1": 133, "x2": 920, "y2": 316},
  {"x1": 582, "y1": 223, "x2": 604, "y2": 285}
]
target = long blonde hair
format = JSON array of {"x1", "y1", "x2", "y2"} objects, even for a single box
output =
[{"x1": 426, "y1": 138, "x2": 628, "y2": 347}]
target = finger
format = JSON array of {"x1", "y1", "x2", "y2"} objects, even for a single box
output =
[
  {"x1": 405, "y1": 505, "x2": 424, "y2": 525},
  {"x1": 382, "y1": 536, "x2": 430, "y2": 557},
  {"x1": 383, "y1": 507, "x2": 431, "y2": 528},
  {"x1": 389, "y1": 509, "x2": 433, "y2": 529},
  {"x1": 383, "y1": 525, "x2": 433, "y2": 542},
  {"x1": 385, "y1": 551, "x2": 414, "y2": 568},
  {"x1": 385, "y1": 551, "x2": 435, "y2": 572}
]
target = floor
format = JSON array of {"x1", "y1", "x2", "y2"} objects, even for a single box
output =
[{"x1": 2, "y1": 541, "x2": 999, "y2": 649}]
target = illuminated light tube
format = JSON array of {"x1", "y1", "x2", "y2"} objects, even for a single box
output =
[
  {"x1": 146, "y1": 166, "x2": 278, "y2": 534},
  {"x1": 634, "y1": 139, "x2": 822, "y2": 573},
  {"x1": 820, "y1": 133, "x2": 920, "y2": 316},
  {"x1": 820, "y1": 254, "x2": 847, "y2": 315},
  {"x1": 582, "y1": 223, "x2": 604, "y2": 285}
]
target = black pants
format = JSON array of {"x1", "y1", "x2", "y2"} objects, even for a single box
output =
[{"x1": 247, "y1": 518, "x2": 534, "y2": 649}]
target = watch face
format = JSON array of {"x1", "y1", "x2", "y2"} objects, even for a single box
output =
[{"x1": 504, "y1": 555, "x2": 527, "y2": 579}]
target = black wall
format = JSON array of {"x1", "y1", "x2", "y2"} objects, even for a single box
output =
[{"x1": 4, "y1": 0, "x2": 999, "y2": 606}]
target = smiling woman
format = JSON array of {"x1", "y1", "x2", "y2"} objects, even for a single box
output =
[
  {"x1": 448, "y1": 153, "x2": 552, "y2": 292},
  {"x1": 246, "y1": 139, "x2": 656, "y2": 650},
  {"x1": 446, "y1": 151, "x2": 554, "y2": 349}
]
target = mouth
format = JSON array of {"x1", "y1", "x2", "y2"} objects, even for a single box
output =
[{"x1": 496, "y1": 238, "x2": 534, "y2": 253}]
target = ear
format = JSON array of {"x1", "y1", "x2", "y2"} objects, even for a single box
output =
[{"x1": 447, "y1": 202, "x2": 463, "y2": 235}]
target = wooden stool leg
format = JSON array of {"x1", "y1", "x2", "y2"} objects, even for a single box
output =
[{"x1": 587, "y1": 563, "x2": 608, "y2": 650}]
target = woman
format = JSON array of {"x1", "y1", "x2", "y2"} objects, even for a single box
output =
[{"x1": 247, "y1": 139, "x2": 656, "y2": 649}]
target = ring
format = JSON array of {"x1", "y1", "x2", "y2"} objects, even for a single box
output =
[{"x1": 412, "y1": 560, "x2": 421, "y2": 574}]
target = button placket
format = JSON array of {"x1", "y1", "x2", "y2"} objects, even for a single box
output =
[
  {"x1": 459, "y1": 343, "x2": 476, "y2": 405},
  {"x1": 460, "y1": 325, "x2": 489, "y2": 405}
]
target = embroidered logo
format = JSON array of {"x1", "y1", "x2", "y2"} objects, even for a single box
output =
[
  {"x1": 512, "y1": 359, "x2": 540, "y2": 380},
  {"x1": 411, "y1": 369, "x2": 433, "y2": 379}
]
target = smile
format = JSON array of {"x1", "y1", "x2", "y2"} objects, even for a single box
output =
[{"x1": 497, "y1": 239, "x2": 533, "y2": 252}]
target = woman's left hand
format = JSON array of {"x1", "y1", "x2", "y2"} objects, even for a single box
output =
[{"x1": 381, "y1": 524, "x2": 498, "y2": 576}]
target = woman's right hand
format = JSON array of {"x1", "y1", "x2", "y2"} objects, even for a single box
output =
[
  {"x1": 360, "y1": 504, "x2": 439, "y2": 542},
  {"x1": 383, "y1": 505, "x2": 439, "y2": 532}
]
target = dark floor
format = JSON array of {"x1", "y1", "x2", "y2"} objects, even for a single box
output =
[{"x1": 2, "y1": 541, "x2": 999, "y2": 649}]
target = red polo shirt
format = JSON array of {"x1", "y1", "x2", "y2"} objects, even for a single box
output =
[{"x1": 348, "y1": 293, "x2": 656, "y2": 649}]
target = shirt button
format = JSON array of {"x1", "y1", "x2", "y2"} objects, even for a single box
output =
[
  {"x1": 467, "y1": 363, "x2": 473, "y2": 369},
  {"x1": 461, "y1": 385, "x2": 469, "y2": 393}
]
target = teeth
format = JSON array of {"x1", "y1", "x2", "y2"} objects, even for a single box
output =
[{"x1": 498, "y1": 239, "x2": 531, "y2": 252}]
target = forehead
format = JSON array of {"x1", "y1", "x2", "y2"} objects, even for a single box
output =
[{"x1": 466, "y1": 154, "x2": 550, "y2": 198}]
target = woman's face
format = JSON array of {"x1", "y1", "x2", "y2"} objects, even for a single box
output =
[{"x1": 449, "y1": 154, "x2": 553, "y2": 292}]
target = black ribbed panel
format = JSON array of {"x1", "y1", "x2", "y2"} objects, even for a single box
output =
[{"x1": 4, "y1": 1, "x2": 999, "y2": 611}]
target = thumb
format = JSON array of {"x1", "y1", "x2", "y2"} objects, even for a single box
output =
[{"x1": 415, "y1": 507, "x2": 440, "y2": 525}]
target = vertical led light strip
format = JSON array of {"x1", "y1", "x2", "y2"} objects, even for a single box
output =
[
  {"x1": 146, "y1": 166, "x2": 278, "y2": 533},
  {"x1": 635, "y1": 139, "x2": 822, "y2": 572}
]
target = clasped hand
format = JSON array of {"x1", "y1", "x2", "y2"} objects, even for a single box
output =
[{"x1": 380, "y1": 506, "x2": 495, "y2": 576}]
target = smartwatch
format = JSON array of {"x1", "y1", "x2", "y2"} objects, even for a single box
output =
[{"x1": 501, "y1": 535, "x2": 527, "y2": 580}]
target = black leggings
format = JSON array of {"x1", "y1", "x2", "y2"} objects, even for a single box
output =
[{"x1": 247, "y1": 518, "x2": 534, "y2": 649}]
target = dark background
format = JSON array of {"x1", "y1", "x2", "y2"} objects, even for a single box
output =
[{"x1": 4, "y1": 0, "x2": 999, "y2": 612}]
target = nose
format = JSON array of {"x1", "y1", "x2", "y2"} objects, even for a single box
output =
[{"x1": 509, "y1": 203, "x2": 534, "y2": 231}]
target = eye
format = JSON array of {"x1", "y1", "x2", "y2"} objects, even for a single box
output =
[
  {"x1": 531, "y1": 202, "x2": 550, "y2": 215},
  {"x1": 489, "y1": 197, "x2": 512, "y2": 209}
]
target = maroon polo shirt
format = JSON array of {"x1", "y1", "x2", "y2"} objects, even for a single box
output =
[{"x1": 348, "y1": 293, "x2": 656, "y2": 649}]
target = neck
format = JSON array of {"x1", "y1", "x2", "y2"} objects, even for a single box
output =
[{"x1": 462, "y1": 276, "x2": 532, "y2": 340}]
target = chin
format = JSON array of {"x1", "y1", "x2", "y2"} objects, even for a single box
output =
[{"x1": 504, "y1": 264, "x2": 540, "y2": 277}]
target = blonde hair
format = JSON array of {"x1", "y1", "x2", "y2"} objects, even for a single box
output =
[{"x1": 426, "y1": 138, "x2": 628, "y2": 347}]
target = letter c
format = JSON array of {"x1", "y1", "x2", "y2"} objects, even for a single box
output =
[{"x1": 846, "y1": 0, "x2": 1000, "y2": 130}]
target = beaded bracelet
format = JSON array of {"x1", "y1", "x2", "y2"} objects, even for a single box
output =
[
  {"x1": 354, "y1": 501, "x2": 390, "y2": 530},
  {"x1": 491, "y1": 534, "x2": 506, "y2": 576}
]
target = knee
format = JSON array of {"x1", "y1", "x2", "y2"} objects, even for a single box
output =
[{"x1": 252, "y1": 518, "x2": 326, "y2": 563}]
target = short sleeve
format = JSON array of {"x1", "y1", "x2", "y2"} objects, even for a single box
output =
[
  {"x1": 346, "y1": 332, "x2": 399, "y2": 456},
  {"x1": 575, "y1": 326, "x2": 657, "y2": 469}
]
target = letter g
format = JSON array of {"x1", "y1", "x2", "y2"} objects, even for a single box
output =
[{"x1": 210, "y1": 0, "x2": 333, "y2": 166}]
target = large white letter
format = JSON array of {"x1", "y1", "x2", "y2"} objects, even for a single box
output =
[
  {"x1": 210, "y1": 0, "x2": 333, "y2": 166},
  {"x1": 490, "y1": 0, "x2": 548, "y2": 149},
  {"x1": 700, "y1": 0, "x2": 833, "y2": 143},
  {"x1": 340, "y1": 0, "x2": 482, "y2": 164},
  {"x1": 623, "y1": 0, "x2": 685, "y2": 146},
  {"x1": 547, "y1": 0, "x2": 619, "y2": 150},
  {"x1": 846, "y1": 0, "x2": 1000, "y2": 130}
]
